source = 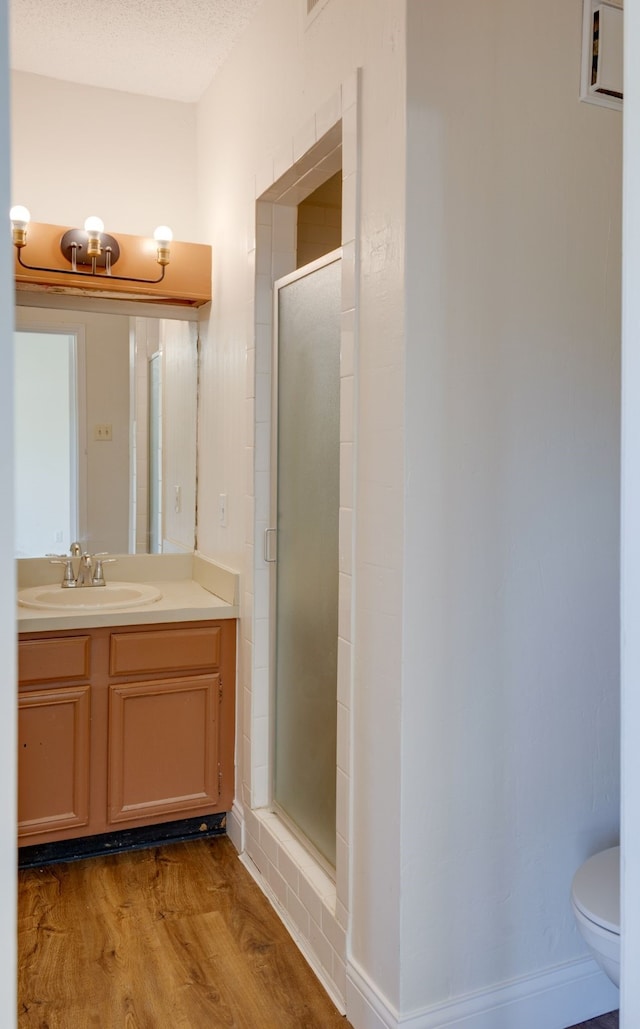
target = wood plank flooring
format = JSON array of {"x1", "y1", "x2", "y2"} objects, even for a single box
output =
[
  {"x1": 568, "y1": 1014, "x2": 619, "y2": 1029},
  {"x1": 18, "y1": 835, "x2": 351, "y2": 1028}
]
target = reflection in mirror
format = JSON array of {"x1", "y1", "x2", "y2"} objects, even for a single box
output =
[{"x1": 14, "y1": 305, "x2": 198, "y2": 557}]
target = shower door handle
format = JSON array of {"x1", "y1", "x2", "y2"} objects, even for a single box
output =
[{"x1": 264, "y1": 528, "x2": 277, "y2": 563}]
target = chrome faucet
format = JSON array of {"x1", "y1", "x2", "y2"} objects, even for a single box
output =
[
  {"x1": 48, "y1": 544, "x2": 116, "y2": 587},
  {"x1": 76, "y1": 553, "x2": 93, "y2": 587}
]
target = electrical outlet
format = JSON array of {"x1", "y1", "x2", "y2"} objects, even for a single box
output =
[{"x1": 94, "y1": 423, "x2": 113, "y2": 441}]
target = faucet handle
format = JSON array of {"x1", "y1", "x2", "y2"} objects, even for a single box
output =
[
  {"x1": 91, "y1": 556, "x2": 117, "y2": 586},
  {"x1": 47, "y1": 556, "x2": 76, "y2": 586}
]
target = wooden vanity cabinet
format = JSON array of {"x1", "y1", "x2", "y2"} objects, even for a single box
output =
[
  {"x1": 18, "y1": 619, "x2": 236, "y2": 848},
  {"x1": 18, "y1": 636, "x2": 92, "y2": 840}
]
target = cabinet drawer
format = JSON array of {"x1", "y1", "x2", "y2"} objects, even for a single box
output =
[
  {"x1": 109, "y1": 626, "x2": 221, "y2": 677},
  {"x1": 18, "y1": 636, "x2": 91, "y2": 686}
]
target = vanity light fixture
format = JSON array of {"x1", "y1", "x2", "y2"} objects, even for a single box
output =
[{"x1": 9, "y1": 206, "x2": 173, "y2": 284}]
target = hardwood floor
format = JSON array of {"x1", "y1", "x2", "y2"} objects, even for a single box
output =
[{"x1": 18, "y1": 835, "x2": 351, "y2": 1028}]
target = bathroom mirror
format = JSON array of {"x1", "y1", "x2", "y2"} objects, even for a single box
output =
[{"x1": 14, "y1": 302, "x2": 198, "y2": 558}]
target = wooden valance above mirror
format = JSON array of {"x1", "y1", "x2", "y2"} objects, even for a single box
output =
[{"x1": 13, "y1": 221, "x2": 211, "y2": 308}]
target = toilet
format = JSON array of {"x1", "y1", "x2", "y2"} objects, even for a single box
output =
[{"x1": 571, "y1": 845, "x2": 620, "y2": 988}]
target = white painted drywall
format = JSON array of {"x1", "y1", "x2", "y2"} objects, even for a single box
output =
[
  {"x1": 10, "y1": 71, "x2": 199, "y2": 241},
  {"x1": 0, "y1": 0, "x2": 17, "y2": 1022},
  {"x1": 621, "y1": 0, "x2": 640, "y2": 1025},
  {"x1": 404, "y1": 0, "x2": 621, "y2": 1015},
  {"x1": 6, "y1": 0, "x2": 639, "y2": 1025},
  {"x1": 195, "y1": 0, "x2": 408, "y2": 1010}
]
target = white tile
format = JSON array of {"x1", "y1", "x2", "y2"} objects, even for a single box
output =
[
  {"x1": 336, "y1": 701, "x2": 350, "y2": 777},
  {"x1": 255, "y1": 273, "x2": 272, "y2": 326},
  {"x1": 336, "y1": 768, "x2": 349, "y2": 843},
  {"x1": 308, "y1": 916, "x2": 333, "y2": 975},
  {"x1": 342, "y1": 171, "x2": 357, "y2": 247},
  {"x1": 321, "y1": 905, "x2": 346, "y2": 958},
  {"x1": 255, "y1": 157, "x2": 276, "y2": 199},
  {"x1": 339, "y1": 506, "x2": 353, "y2": 575},
  {"x1": 282, "y1": 835, "x2": 318, "y2": 873},
  {"x1": 293, "y1": 116, "x2": 318, "y2": 163},
  {"x1": 253, "y1": 715, "x2": 269, "y2": 768},
  {"x1": 272, "y1": 206, "x2": 297, "y2": 252},
  {"x1": 286, "y1": 886, "x2": 311, "y2": 937},
  {"x1": 251, "y1": 763, "x2": 270, "y2": 809},
  {"x1": 242, "y1": 684, "x2": 252, "y2": 740},
  {"x1": 251, "y1": 665, "x2": 270, "y2": 718},
  {"x1": 340, "y1": 374, "x2": 354, "y2": 444},
  {"x1": 341, "y1": 70, "x2": 359, "y2": 114},
  {"x1": 267, "y1": 862, "x2": 288, "y2": 907},
  {"x1": 256, "y1": 200, "x2": 273, "y2": 227},
  {"x1": 316, "y1": 90, "x2": 342, "y2": 139},
  {"x1": 273, "y1": 139, "x2": 295, "y2": 182},
  {"x1": 255, "y1": 322, "x2": 273, "y2": 375},
  {"x1": 278, "y1": 846, "x2": 300, "y2": 894},
  {"x1": 338, "y1": 571, "x2": 352, "y2": 644},
  {"x1": 332, "y1": 951, "x2": 347, "y2": 1001},
  {"x1": 256, "y1": 222, "x2": 272, "y2": 274},
  {"x1": 340, "y1": 308, "x2": 355, "y2": 378},
  {"x1": 254, "y1": 469, "x2": 270, "y2": 522},
  {"x1": 245, "y1": 345, "x2": 255, "y2": 400},
  {"x1": 341, "y1": 239, "x2": 356, "y2": 310},
  {"x1": 255, "y1": 371, "x2": 271, "y2": 425},
  {"x1": 339, "y1": 442, "x2": 354, "y2": 510},
  {"x1": 341, "y1": 104, "x2": 358, "y2": 183},
  {"x1": 337, "y1": 638, "x2": 351, "y2": 710},
  {"x1": 335, "y1": 834, "x2": 350, "y2": 913},
  {"x1": 299, "y1": 874, "x2": 323, "y2": 927}
]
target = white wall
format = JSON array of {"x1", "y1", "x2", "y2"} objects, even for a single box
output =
[
  {"x1": 5, "y1": 2, "x2": 637, "y2": 1027},
  {"x1": 10, "y1": 71, "x2": 199, "y2": 241},
  {"x1": 0, "y1": 0, "x2": 17, "y2": 1023},
  {"x1": 161, "y1": 319, "x2": 197, "y2": 552},
  {"x1": 195, "y1": 0, "x2": 408, "y2": 1014},
  {"x1": 621, "y1": 0, "x2": 640, "y2": 1024},
  {"x1": 403, "y1": 0, "x2": 621, "y2": 1019}
]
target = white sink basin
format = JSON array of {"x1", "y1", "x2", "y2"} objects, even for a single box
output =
[{"x1": 18, "y1": 582, "x2": 162, "y2": 611}]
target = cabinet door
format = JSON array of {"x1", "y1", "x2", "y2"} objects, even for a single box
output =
[
  {"x1": 108, "y1": 674, "x2": 219, "y2": 824},
  {"x1": 18, "y1": 685, "x2": 91, "y2": 839}
]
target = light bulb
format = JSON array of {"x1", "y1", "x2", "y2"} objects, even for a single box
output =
[
  {"x1": 10, "y1": 205, "x2": 30, "y2": 248},
  {"x1": 153, "y1": 225, "x2": 173, "y2": 245},
  {"x1": 84, "y1": 215, "x2": 104, "y2": 234},
  {"x1": 154, "y1": 225, "x2": 173, "y2": 266},
  {"x1": 84, "y1": 215, "x2": 104, "y2": 259},
  {"x1": 10, "y1": 205, "x2": 30, "y2": 228}
]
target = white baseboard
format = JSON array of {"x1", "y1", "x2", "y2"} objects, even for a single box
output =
[
  {"x1": 226, "y1": 802, "x2": 618, "y2": 1029},
  {"x1": 346, "y1": 954, "x2": 619, "y2": 1029},
  {"x1": 226, "y1": 799, "x2": 244, "y2": 853}
]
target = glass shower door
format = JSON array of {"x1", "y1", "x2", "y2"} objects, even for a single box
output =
[{"x1": 273, "y1": 252, "x2": 341, "y2": 868}]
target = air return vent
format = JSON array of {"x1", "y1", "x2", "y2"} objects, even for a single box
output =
[{"x1": 580, "y1": 0, "x2": 623, "y2": 110}]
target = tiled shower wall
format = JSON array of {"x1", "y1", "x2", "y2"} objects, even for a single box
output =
[{"x1": 229, "y1": 74, "x2": 359, "y2": 1009}]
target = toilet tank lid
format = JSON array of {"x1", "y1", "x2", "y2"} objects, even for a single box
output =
[{"x1": 571, "y1": 846, "x2": 620, "y2": 935}]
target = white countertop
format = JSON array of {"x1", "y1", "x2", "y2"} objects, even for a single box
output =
[{"x1": 16, "y1": 552, "x2": 239, "y2": 633}]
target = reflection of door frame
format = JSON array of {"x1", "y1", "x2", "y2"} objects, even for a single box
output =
[
  {"x1": 148, "y1": 350, "x2": 163, "y2": 553},
  {"x1": 14, "y1": 321, "x2": 87, "y2": 550},
  {"x1": 269, "y1": 247, "x2": 342, "y2": 871}
]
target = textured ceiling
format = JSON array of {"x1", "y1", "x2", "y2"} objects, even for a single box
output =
[{"x1": 9, "y1": 0, "x2": 265, "y2": 102}]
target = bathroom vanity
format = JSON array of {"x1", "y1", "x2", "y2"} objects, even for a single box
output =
[{"x1": 16, "y1": 554, "x2": 238, "y2": 851}]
